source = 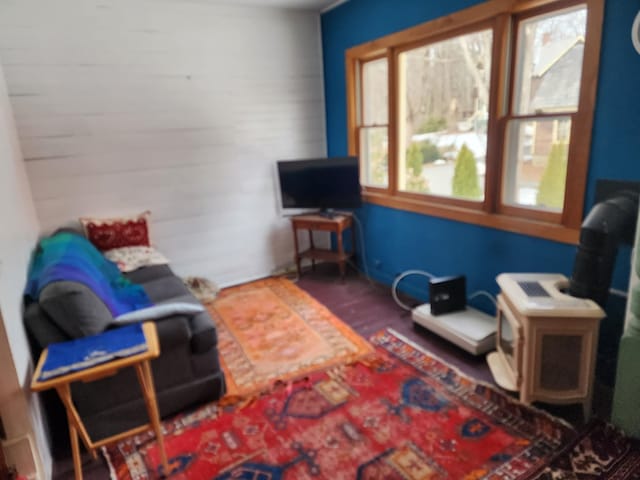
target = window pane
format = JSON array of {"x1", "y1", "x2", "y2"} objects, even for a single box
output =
[
  {"x1": 513, "y1": 7, "x2": 587, "y2": 115},
  {"x1": 397, "y1": 29, "x2": 492, "y2": 200},
  {"x1": 362, "y1": 58, "x2": 388, "y2": 125},
  {"x1": 502, "y1": 117, "x2": 571, "y2": 210},
  {"x1": 360, "y1": 126, "x2": 388, "y2": 187}
]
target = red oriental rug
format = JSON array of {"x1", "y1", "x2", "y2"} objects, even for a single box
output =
[
  {"x1": 522, "y1": 419, "x2": 640, "y2": 479},
  {"x1": 102, "y1": 328, "x2": 597, "y2": 479}
]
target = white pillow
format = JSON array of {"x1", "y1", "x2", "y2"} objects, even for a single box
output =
[
  {"x1": 104, "y1": 246, "x2": 169, "y2": 273},
  {"x1": 113, "y1": 302, "x2": 204, "y2": 324}
]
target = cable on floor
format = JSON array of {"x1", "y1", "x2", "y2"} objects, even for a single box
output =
[
  {"x1": 350, "y1": 212, "x2": 375, "y2": 284},
  {"x1": 467, "y1": 290, "x2": 497, "y2": 314},
  {"x1": 334, "y1": 210, "x2": 376, "y2": 287},
  {"x1": 392, "y1": 270, "x2": 436, "y2": 311},
  {"x1": 392, "y1": 271, "x2": 498, "y2": 315}
]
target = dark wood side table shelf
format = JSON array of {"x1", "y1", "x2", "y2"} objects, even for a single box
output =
[{"x1": 291, "y1": 213, "x2": 355, "y2": 278}]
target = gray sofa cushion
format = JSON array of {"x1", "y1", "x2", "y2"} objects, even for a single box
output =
[
  {"x1": 124, "y1": 264, "x2": 175, "y2": 284},
  {"x1": 39, "y1": 281, "x2": 113, "y2": 338},
  {"x1": 142, "y1": 276, "x2": 192, "y2": 302}
]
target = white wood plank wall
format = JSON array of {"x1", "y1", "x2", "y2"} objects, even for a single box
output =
[{"x1": 0, "y1": 0, "x2": 327, "y2": 286}]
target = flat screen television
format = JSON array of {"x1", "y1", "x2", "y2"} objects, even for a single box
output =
[{"x1": 276, "y1": 157, "x2": 362, "y2": 214}]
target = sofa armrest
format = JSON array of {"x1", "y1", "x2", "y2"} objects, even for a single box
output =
[
  {"x1": 117, "y1": 307, "x2": 215, "y2": 354},
  {"x1": 24, "y1": 302, "x2": 69, "y2": 351},
  {"x1": 155, "y1": 315, "x2": 191, "y2": 351},
  {"x1": 189, "y1": 311, "x2": 217, "y2": 354}
]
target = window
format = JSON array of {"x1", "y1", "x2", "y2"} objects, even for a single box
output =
[
  {"x1": 501, "y1": 6, "x2": 587, "y2": 214},
  {"x1": 398, "y1": 29, "x2": 493, "y2": 202},
  {"x1": 360, "y1": 57, "x2": 389, "y2": 188},
  {"x1": 346, "y1": 0, "x2": 603, "y2": 243}
]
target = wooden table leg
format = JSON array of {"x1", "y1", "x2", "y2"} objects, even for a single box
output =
[
  {"x1": 56, "y1": 385, "x2": 85, "y2": 480},
  {"x1": 583, "y1": 396, "x2": 592, "y2": 422},
  {"x1": 292, "y1": 223, "x2": 301, "y2": 276},
  {"x1": 336, "y1": 228, "x2": 345, "y2": 279},
  {"x1": 350, "y1": 222, "x2": 356, "y2": 257},
  {"x1": 308, "y1": 229, "x2": 316, "y2": 271},
  {"x1": 68, "y1": 416, "x2": 83, "y2": 480},
  {"x1": 56, "y1": 384, "x2": 96, "y2": 459},
  {"x1": 135, "y1": 361, "x2": 170, "y2": 475}
]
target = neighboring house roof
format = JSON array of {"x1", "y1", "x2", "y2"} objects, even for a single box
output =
[
  {"x1": 533, "y1": 36, "x2": 583, "y2": 77},
  {"x1": 530, "y1": 41, "x2": 584, "y2": 112}
]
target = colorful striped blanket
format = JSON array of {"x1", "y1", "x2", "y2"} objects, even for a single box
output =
[{"x1": 25, "y1": 232, "x2": 152, "y2": 317}]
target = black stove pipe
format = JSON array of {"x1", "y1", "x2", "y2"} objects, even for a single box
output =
[{"x1": 569, "y1": 192, "x2": 639, "y2": 308}]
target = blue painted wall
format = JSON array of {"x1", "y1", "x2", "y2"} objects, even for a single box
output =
[{"x1": 321, "y1": 0, "x2": 640, "y2": 370}]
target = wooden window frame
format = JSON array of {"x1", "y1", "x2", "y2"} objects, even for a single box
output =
[
  {"x1": 498, "y1": 1, "x2": 590, "y2": 225},
  {"x1": 345, "y1": 0, "x2": 604, "y2": 244},
  {"x1": 358, "y1": 55, "x2": 390, "y2": 190}
]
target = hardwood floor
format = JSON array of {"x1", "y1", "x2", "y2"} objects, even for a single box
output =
[
  {"x1": 297, "y1": 265, "x2": 496, "y2": 385},
  {"x1": 52, "y1": 264, "x2": 595, "y2": 479}
]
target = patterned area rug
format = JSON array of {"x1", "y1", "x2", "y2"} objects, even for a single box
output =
[
  {"x1": 523, "y1": 419, "x2": 640, "y2": 479},
  {"x1": 103, "y1": 329, "x2": 594, "y2": 480},
  {"x1": 208, "y1": 277, "x2": 373, "y2": 398}
]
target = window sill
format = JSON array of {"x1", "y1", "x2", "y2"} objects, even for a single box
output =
[{"x1": 363, "y1": 191, "x2": 580, "y2": 245}]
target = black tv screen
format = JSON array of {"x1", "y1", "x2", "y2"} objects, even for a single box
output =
[{"x1": 277, "y1": 157, "x2": 362, "y2": 211}]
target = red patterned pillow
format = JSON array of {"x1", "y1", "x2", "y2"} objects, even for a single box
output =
[{"x1": 80, "y1": 211, "x2": 152, "y2": 251}]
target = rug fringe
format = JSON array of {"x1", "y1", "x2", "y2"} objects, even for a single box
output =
[
  {"x1": 219, "y1": 358, "x2": 374, "y2": 409},
  {"x1": 359, "y1": 351, "x2": 391, "y2": 370},
  {"x1": 219, "y1": 394, "x2": 258, "y2": 409},
  {"x1": 101, "y1": 445, "x2": 118, "y2": 480}
]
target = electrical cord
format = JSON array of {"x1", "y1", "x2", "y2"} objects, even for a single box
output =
[
  {"x1": 609, "y1": 287, "x2": 628, "y2": 299},
  {"x1": 343, "y1": 210, "x2": 500, "y2": 312},
  {"x1": 392, "y1": 270, "x2": 436, "y2": 311},
  {"x1": 468, "y1": 290, "x2": 497, "y2": 312},
  {"x1": 334, "y1": 210, "x2": 375, "y2": 286},
  {"x1": 392, "y1": 269, "x2": 498, "y2": 314},
  {"x1": 350, "y1": 213, "x2": 371, "y2": 281}
]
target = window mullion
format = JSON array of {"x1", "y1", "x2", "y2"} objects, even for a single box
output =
[
  {"x1": 346, "y1": 55, "x2": 358, "y2": 157},
  {"x1": 562, "y1": 0, "x2": 605, "y2": 229},
  {"x1": 486, "y1": 13, "x2": 511, "y2": 214},
  {"x1": 387, "y1": 48, "x2": 398, "y2": 196},
  {"x1": 506, "y1": 111, "x2": 577, "y2": 122},
  {"x1": 561, "y1": 109, "x2": 587, "y2": 227}
]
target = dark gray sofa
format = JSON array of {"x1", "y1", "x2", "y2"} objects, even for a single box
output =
[{"x1": 24, "y1": 241, "x2": 226, "y2": 456}]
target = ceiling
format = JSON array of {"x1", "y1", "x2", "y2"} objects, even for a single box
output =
[{"x1": 204, "y1": 0, "x2": 344, "y2": 12}]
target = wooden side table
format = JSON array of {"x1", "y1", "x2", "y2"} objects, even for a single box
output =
[
  {"x1": 291, "y1": 213, "x2": 355, "y2": 278},
  {"x1": 31, "y1": 322, "x2": 169, "y2": 480}
]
